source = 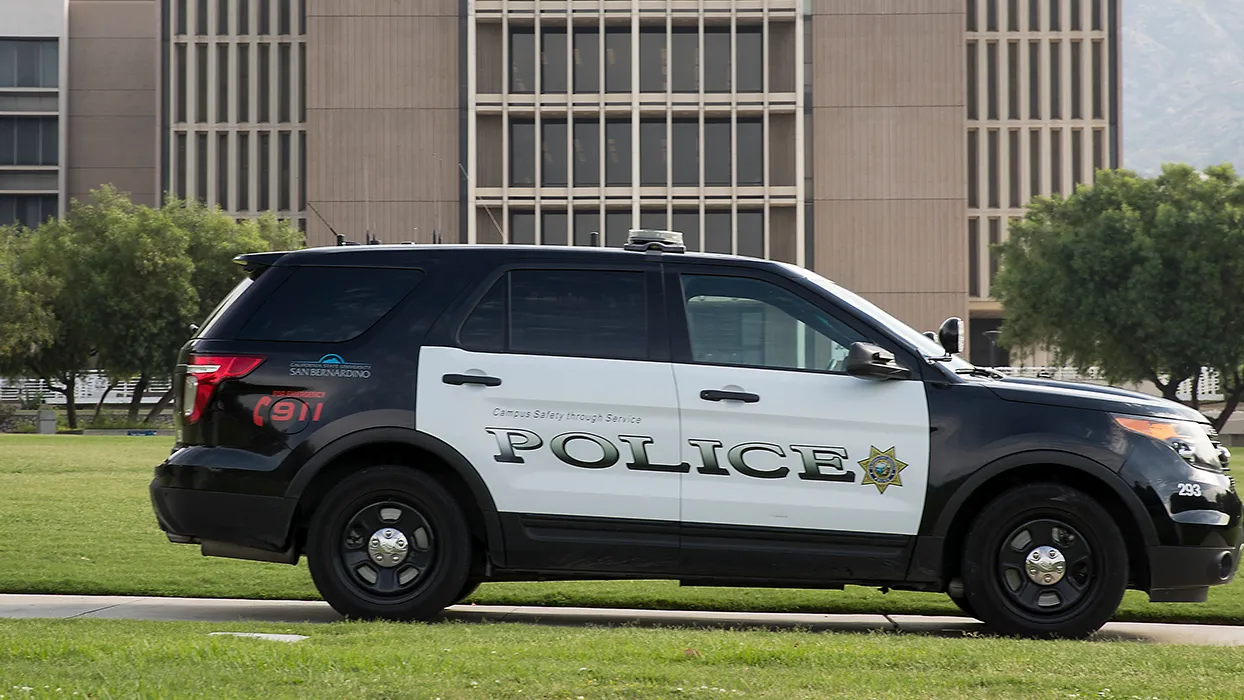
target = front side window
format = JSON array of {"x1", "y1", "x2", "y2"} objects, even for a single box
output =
[
  {"x1": 681, "y1": 274, "x2": 865, "y2": 373},
  {"x1": 459, "y1": 269, "x2": 647, "y2": 361}
]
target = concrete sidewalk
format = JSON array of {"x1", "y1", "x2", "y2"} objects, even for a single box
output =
[{"x1": 3, "y1": 593, "x2": 1244, "y2": 646}]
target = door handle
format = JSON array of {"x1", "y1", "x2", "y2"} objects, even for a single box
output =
[
  {"x1": 443, "y1": 373, "x2": 502, "y2": 387},
  {"x1": 700, "y1": 389, "x2": 759, "y2": 403}
]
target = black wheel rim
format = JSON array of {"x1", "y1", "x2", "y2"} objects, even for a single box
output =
[
  {"x1": 995, "y1": 517, "x2": 1094, "y2": 619},
  {"x1": 335, "y1": 498, "x2": 437, "y2": 603}
]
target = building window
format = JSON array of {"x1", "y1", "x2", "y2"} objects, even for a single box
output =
[
  {"x1": 238, "y1": 0, "x2": 249, "y2": 34},
  {"x1": 177, "y1": 0, "x2": 188, "y2": 35},
  {"x1": 237, "y1": 44, "x2": 249, "y2": 122},
  {"x1": 217, "y1": 0, "x2": 229, "y2": 35},
  {"x1": 298, "y1": 130, "x2": 306, "y2": 211},
  {"x1": 573, "y1": 118, "x2": 599, "y2": 187},
  {"x1": 1049, "y1": 0, "x2": 1061, "y2": 30},
  {"x1": 987, "y1": 129, "x2": 999, "y2": 209},
  {"x1": 1091, "y1": 40, "x2": 1103, "y2": 119},
  {"x1": 968, "y1": 218, "x2": 980, "y2": 297},
  {"x1": 703, "y1": 119, "x2": 731, "y2": 186},
  {"x1": 0, "y1": 195, "x2": 57, "y2": 229},
  {"x1": 1050, "y1": 129, "x2": 1062, "y2": 196},
  {"x1": 1071, "y1": 0, "x2": 1082, "y2": 30},
  {"x1": 298, "y1": 43, "x2": 306, "y2": 122},
  {"x1": 258, "y1": 0, "x2": 270, "y2": 35},
  {"x1": 278, "y1": 43, "x2": 291, "y2": 122},
  {"x1": 1092, "y1": 0, "x2": 1103, "y2": 30},
  {"x1": 1008, "y1": 0, "x2": 1019, "y2": 31},
  {"x1": 542, "y1": 212, "x2": 568, "y2": 245},
  {"x1": 639, "y1": 28, "x2": 665, "y2": 92},
  {"x1": 605, "y1": 28, "x2": 631, "y2": 93},
  {"x1": 175, "y1": 45, "x2": 187, "y2": 122},
  {"x1": 672, "y1": 28, "x2": 698, "y2": 92},
  {"x1": 1049, "y1": 41, "x2": 1061, "y2": 119},
  {"x1": 278, "y1": 0, "x2": 290, "y2": 34},
  {"x1": 238, "y1": 132, "x2": 250, "y2": 210},
  {"x1": 509, "y1": 210, "x2": 535, "y2": 244},
  {"x1": 1070, "y1": 41, "x2": 1082, "y2": 120},
  {"x1": 197, "y1": 133, "x2": 209, "y2": 202},
  {"x1": 737, "y1": 118, "x2": 763, "y2": 186},
  {"x1": 737, "y1": 26, "x2": 763, "y2": 92},
  {"x1": 542, "y1": 28, "x2": 567, "y2": 94},
  {"x1": 1008, "y1": 129, "x2": 1021, "y2": 208},
  {"x1": 510, "y1": 119, "x2": 535, "y2": 186},
  {"x1": 988, "y1": 218, "x2": 1001, "y2": 287},
  {"x1": 1092, "y1": 128, "x2": 1104, "y2": 176},
  {"x1": 573, "y1": 27, "x2": 599, "y2": 93},
  {"x1": 641, "y1": 118, "x2": 667, "y2": 186},
  {"x1": 986, "y1": 41, "x2": 998, "y2": 120},
  {"x1": 510, "y1": 28, "x2": 534, "y2": 93},
  {"x1": 737, "y1": 210, "x2": 764, "y2": 259},
  {"x1": 1029, "y1": 129, "x2": 1041, "y2": 197},
  {"x1": 1071, "y1": 129, "x2": 1083, "y2": 188},
  {"x1": 704, "y1": 211, "x2": 730, "y2": 254},
  {"x1": 218, "y1": 133, "x2": 229, "y2": 209},
  {"x1": 1029, "y1": 0, "x2": 1040, "y2": 31},
  {"x1": 1028, "y1": 41, "x2": 1040, "y2": 120},
  {"x1": 672, "y1": 119, "x2": 699, "y2": 186},
  {"x1": 196, "y1": 44, "x2": 208, "y2": 122},
  {"x1": 0, "y1": 117, "x2": 58, "y2": 165},
  {"x1": 967, "y1": 129, "x2": 979, "y2": 208},
  {"x1": 258, "y1": 131, "x2": 271, "y2": 209},
  {"x1": 967, "y1": 0, "x2": 977, "y2": 31},
  {"x1": 605, "y1": 119, "x2": 631, "y2": 186},
  {"x1": 217, "y1": 44, "x2": 229, "y2": 122},
  {"x1": 966, "y1": 42, "x2": 978, "y2": 120},
  {"x1": 197, "y1": 0, "x2": 208, "y2": 35},
  {"x1": 258, "y1": 43, "x2": 270, "y2": 122},
  {"x1": 986, "y1": 0, "x2": 997, "y2": 32},
  {"x1": 541, "y1": 119, "x2": 568, "y2": 187},
  {"x1": 1007, "y1": 41, "x2": 1019, "y2": 119},
  {"x1": 278, "y1": 131, "x2": 291, "y2": 210},
  {"x1": 703, "y1": 28, "x2": 730, "y2": 93},
  {"x1": 672, "y1": 211, "x2": 700, "y2": 252},
  {"x1": 175, "y1": 132, "x2": 187, "y2": 198},
  {"x1": 640, "y1": 209, "x2": 666, "y2": 230},
  {"x1": 574, "y1": 211, "x2": 599, "y2": 246}
]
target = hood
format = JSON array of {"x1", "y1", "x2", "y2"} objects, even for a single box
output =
[{"x1": 987, "y1": 376, "x2": 1209, "y2": 423}]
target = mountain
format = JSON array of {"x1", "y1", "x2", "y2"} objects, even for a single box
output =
[{"x1": 1123, "y1": 0, "x2": 1244, "y2": 175}]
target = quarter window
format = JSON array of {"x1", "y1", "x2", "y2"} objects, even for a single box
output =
[
  {"x1": 459, "y1": 269, "x2": 647, "y2": 361},
  {"x1": 237, "y1": 267, "x2": 423, "y2": 342},
  {"x1": 680, "y1": 274, "x2": 865, "y2": 373}
]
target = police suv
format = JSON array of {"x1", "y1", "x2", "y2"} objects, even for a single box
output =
[{"x1": 150, "y1": 229, "x2": 1242, "y2": 638}]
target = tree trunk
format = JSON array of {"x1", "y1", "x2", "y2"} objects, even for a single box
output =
[
  {"x1": 89, "y1": 380, "x2": 122, "y2": 426},
  {"x1": 1190, "y1": 373, "x2": 1201, "y2": 410},
  {"x1": 63, "y1": 376, "x2": 77, "y2": 429},
  {"x1": 127, "y1": 373, "x2": 150, "y2": 423},
  {"x1": 1212, "y1": 370, "x2": 1244, "y2": 433},
  {"x1": 143, "y1": 387, "x2": 176, "y2": 425}
]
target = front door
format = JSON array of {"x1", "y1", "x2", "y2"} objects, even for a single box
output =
[
  {"x1": 417, "y1": 265, "x2": 683, "y2": 572},
  {"x1": 667, "y1": 268, "x2": 930, "y2": 581}
]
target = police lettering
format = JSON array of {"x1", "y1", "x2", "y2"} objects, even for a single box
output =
[{"x1": 487, "y1": 427, "x2": 851, "y2": 482}]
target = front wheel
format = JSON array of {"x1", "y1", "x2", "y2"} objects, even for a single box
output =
[
  {"x1": 961, "y1": 483, "x2": 1128, "y2": 639},
  {"x1": 307, "y1": 466, "x2": 472, "y2": 621}
]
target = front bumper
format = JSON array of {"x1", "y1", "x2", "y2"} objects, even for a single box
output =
[{"x1": 149, "y1": 479, "x2": 298, "y2": 557}]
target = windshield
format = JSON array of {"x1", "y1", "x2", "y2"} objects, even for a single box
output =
[{"x1": 788, "y1": 266, "x2": 976, "y2": 372}]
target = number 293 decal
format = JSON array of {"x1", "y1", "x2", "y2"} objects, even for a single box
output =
[{"x1": 1177, "y1": 482, "x2": 1204, "y2": 497}]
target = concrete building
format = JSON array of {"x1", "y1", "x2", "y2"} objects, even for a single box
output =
[{"x1": 2, "y1": 0, "x2": 1122, "y2": 360}]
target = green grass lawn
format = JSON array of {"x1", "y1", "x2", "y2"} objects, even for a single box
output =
[
  {"x1": 2, "y1": 617, "x2": 1242, "y2": 699},
  {"x1": 1, "y1": 434, "x2": 1243, "y2": 625}
]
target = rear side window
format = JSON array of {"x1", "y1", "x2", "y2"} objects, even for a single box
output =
[
  {"x1": 459, "y1": 269, "x2": 648, "y2": 360},
  {"x1": 238, "y1": 266, "x2": 423, "y2": 342}
]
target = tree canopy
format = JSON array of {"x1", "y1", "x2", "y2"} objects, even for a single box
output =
[
  {"x1": 0, "y1": 186, "x2": 304, "y2": 427},
  {"x1": 993, "y1": 163, "x2": 1244, "y2": 429}
]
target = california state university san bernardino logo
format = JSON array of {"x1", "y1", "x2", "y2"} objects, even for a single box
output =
[{"x1": 858, "y1": 446, "x2": 907, "y2": 494}]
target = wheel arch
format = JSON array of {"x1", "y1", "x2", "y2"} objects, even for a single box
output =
[
  {"x1": 286, "y1": 427, "x2": 505, "y2": 568},
  {"x1": 932, "y1": 450, "x2": 1157, "y2": 590}
]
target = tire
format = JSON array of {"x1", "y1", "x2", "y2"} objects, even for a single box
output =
[
  {"x1": 307, "y1": 466, "x2": 472, "y2": 621},
  {"x1": 948, "y1": 592, "x2": 977, "y2": 619},
  {"x1": 452, "y1": 580, "x2": 481, "y2": 606},
  {"x1": 960, "y1": 482, "x2": 1127, "y2": 639}
]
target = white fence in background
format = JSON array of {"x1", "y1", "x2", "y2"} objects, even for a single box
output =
[{"x1": 0, "y1": 372, "x2": 172, "y2": 406}]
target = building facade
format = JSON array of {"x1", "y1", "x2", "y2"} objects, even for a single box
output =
[{"x1": 2, "y1": 0, "x2": 1122, "y2": 360}]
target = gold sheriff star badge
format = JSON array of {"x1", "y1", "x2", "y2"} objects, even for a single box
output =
[{"x1": 858, "y1": 446, "x2": 907, "y2": 495}]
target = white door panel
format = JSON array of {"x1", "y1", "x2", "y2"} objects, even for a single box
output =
[
  {"x1": 675, "y1": 364, "x2": 930, "y2": 536},
  {"x1": 417, "y1": 346, "x2": 682, "y2": 522}
]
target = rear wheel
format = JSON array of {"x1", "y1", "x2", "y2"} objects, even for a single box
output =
[
  {"x1": 307, "y1": 466, "x2": 472, "y2": 621},
  {"x1": 961, "y1": 483, "x2": 1127, "y2": 639}
]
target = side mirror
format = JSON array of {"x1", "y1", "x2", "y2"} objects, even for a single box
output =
[
  {"x1": 937, "y1": 317, "x2": 965, "y2": 355},
  {"x1": 845, "y1": 342, "x2": 912, "y2": 380},
  {"x1": 922, "y1": 331, "x2": 937, "y2": 342}
]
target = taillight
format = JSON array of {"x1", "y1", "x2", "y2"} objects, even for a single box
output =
[{"x1": 183, "y1": 354, "x2": 265, "y2": 424}]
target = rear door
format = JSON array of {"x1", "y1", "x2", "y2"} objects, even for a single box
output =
[{"x1": 417, "y1": 263, "x2": 684, "y2": 572}]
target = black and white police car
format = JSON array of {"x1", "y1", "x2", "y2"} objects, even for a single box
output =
[{"x1": 150, "y1": 229, "x2": 1241, "y2": 638}]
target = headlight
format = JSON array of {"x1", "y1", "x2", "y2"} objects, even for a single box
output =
[{"x1": 1113, "y1": 415, "x2": 1226, "y2": 473}]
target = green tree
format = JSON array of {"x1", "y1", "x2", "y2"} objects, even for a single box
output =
[
  {"x1": 994, "y1": 163, "x2": 1244, "y2": 430},
  {"x1": 0, "y1": 225, "x2": 58, "y2": 362}
]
